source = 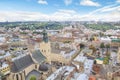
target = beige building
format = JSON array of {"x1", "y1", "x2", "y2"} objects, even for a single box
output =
[
  {"x1": 7, "y1": 50, "x2": 50, "y2": 80},
  {"x1": 117, "y1": 47, "x2": 120, "y2": 63},
  {"x1": 106, "y1": 65, "x2": 120, "y2": 80},
  {"x1": 5, "y1": 30, "x2": 77, "y2": 80},
  {"x1": 0, "y1": 63, "x2": 10, "y2": 75},
  {"x1": 39, "y1": 30, "x2": 73, "y2": 64}
]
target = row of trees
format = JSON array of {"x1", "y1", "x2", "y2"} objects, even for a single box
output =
[{"x1": 100, "y1": 43, "x2": 110, "y2": 55}]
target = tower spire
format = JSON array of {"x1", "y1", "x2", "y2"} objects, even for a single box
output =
[{"x1": 42, "y1": 29, "x2": 48, "y2": 43}]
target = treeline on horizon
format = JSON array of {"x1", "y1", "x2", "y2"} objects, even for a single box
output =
[
  {"x1": 0, "y1": 21, "x2": 119, "y2": 31},
  {"x1": 0, "y1": 21, "x2": 68, "y2": 30},
  {"x1": 84, "y1": 22, "x2": 120, "y2": 31}
]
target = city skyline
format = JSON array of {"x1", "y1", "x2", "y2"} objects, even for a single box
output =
[{"x1": 0, "y1": 0, "x2": 120, "y2": 22}]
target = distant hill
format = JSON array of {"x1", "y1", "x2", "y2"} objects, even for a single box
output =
[{"x1": 84, "y1": 22, "x2": 120, "y2": 31}]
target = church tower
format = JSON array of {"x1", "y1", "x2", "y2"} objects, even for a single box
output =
[
  {"x1": 43, "y1": 29, "x2": 49, "y2": 43},
  {"x1": 39, "y1": 30, "x2": 51, "y2": 62}
]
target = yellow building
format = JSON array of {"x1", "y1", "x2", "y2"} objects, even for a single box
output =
[
  {"x1": 0, "y1": 63, "x2": 10, "y2": 75},
  {"x1": 39, "y1": 30, "x2": 70, "y2": 64}
]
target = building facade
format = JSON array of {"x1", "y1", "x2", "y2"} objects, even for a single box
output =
[{"x1": 39, "y1": 30, "x2": 70, "y2": 64}]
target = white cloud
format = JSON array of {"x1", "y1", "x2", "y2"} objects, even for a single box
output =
[
  {"x1": 50, "y1": 9, "x2": 78, "y2": 21},
  {"x1": 38, "y1": 0, "x2": 48, "y2": 5},
  {"x1": 85, "y1": 4, "x2": 120, "y2": 21},
  {"x1": 100, "y1": 6, "x2": 120, "y2": 12},
  {"x1": 64, "y1": 0, "x2": 72, "y2": 6},
  {"x1": 117, "y1": 0, "x2": 120, "y2": 3},
  {"x1": 80, "y1": 0, "x2": 101, "y2": 7},
  {"x1": 89, "y1": 4, "x2": 120, "y2": 15},
  {"x1": 80, "y1": 11, "x2": 120, "y2": 22},
  {"x1": 56, "y1": 9, "x2": 76, "y2": 14},
  {"x1": 0, "y1": 11, "x2": 49, "y2": 22},
  {"x1": 0, "y1": 5, "x2": 120, "y2": 22}
]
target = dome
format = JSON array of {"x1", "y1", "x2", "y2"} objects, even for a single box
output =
[{"x1": 39, "y1": 64, "x2": 48, "y2": 72}]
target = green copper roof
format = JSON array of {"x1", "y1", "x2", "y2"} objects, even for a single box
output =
[
  {"x1": 96, "y1": 58, "x2": 104, "y2": 60},
  {"x1": 112, "y1": 39, "x2": 120, "y2": 43}
]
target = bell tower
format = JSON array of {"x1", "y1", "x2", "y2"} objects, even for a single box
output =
[
  {"x1": 39, "y1": 30, "x2": 51, "y2": 62},
  {"x1": 43, "y1": 29, "x2": 48, "y2": 43}
]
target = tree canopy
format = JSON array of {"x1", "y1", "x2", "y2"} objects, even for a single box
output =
[
  {"x1": 100, "y1": 43, "x2": 105, "y2": 49},
  {"x1": 30, "y1": 76, "x2": 36, "y2": 80}
]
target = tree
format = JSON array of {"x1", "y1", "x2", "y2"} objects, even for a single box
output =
[
  {"x1": 103, "y1": 57, "x2": 109, "y2": 64},
  {"x1": 90, "y1": 37, "x2": 94, "y2": 41},
  {"x1": 79, "y1": 43, "x2": 85, "y2": 49},
  {"x1": 105, "y1": 44, "x2": 110, "y2": 56},
  {"x1": 30, "y1": 76, "x2": 36, "y2": 80},
  {"x1": 106, "y1": 44, "x2": 110, "y2": 53},
  {"x1": 94, "y1": 60, "x2": 97, "y2": 64},
  {"x1": 100, "y1": 43, "x2": 105, "y2": 54},
  {"x1": 99, "y1": 32, "x2": 104, "y2": 37}
]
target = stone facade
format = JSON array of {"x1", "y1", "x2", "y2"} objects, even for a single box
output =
[
  {"x1": 8, "y1": 64, "x2": 39, "y2": 80},
  {"x1": 39, "y1": 41, "x2": 70, "y2": 64},
  {"x1": 117, "y1": 47, "x2": 120, "y2": 63}
]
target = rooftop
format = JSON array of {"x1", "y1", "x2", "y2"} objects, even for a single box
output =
[
  {"x1": 76, "y1": 73, "x2": 88, "y2": 80},
  {"x1": 0, "y1": 51, "x2": 11, "y2": 59},
  {"x1": 11, "y1": 54, "x2": 34, "y2": 73},
  {"x1": 47, "y1": 66, "x2": 74, "y2": 80},
  {"x1": 0, "y1": 62, "x2": 9, "y2": 69},
  {"x1": 32, "y1": 50, "x2": 46, "y2": 64},
  {"x1": 112, "y1": 39, "x2": 120, "y2": 42}
]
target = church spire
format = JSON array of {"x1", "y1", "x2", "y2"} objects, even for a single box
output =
[{"x1": 42, "y1": 29, "x2": 48, "y2": 43}]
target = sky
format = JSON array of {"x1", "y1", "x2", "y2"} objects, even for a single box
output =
[{"x1": 0, "y1": 0, "x2": 120, "y2": 22}]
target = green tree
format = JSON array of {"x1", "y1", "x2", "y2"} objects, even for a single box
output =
[
  {"x1": 100, "y1": 43, "x2": 105, "y2": 54},
  {"x1": 106, "y1": 44, "x2": 110, "y2": 53},
  {"x1": 79, "y1": 43, "x2": 85, "y2": 49},
  {"x1": 103, "y1": 57, "x2": 109, "y2": 64},
  {"x1": 30, "y1": 76, "x2": 36, "y2": 80}
]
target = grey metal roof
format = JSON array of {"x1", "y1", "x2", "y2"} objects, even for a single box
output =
[
  {"x1": 39, "y1": 63, "x2": 48, "y2": 72},
  {"x1": 32, "y1": 50, "x2": 46, "y2": 64},
  {"x1": 11, "y1": 55, "x2": 34, "y2": 73}
]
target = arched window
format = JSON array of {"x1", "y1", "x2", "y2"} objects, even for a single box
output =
[
  {"x1": 24, "y1": 70, "x2": 26, "y2": 76},
  {"x1": 35, "y1": 65, "x2": 37, "y2": 69},
  {"x1": 16, "y1": 74, "x2": 19, "y2": 80},
  {"x1": 20, "y1": 73, "x2": 22, "y2": 80}
]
